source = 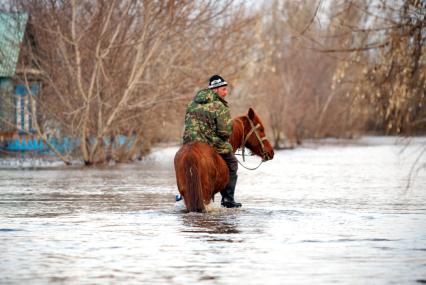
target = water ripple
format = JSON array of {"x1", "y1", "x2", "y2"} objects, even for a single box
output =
[{"x1": 1, "y1": 141, "x2": 425, "y2": 284}]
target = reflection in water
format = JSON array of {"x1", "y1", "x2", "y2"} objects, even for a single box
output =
[
  {"x1": 1, "y1": 138, "x2": 426, "y2": 284},
  {"x1": 180, "y1": 212, "x2": 241, "y2": 235}
]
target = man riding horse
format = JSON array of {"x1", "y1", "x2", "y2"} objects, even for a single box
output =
[{"x1": 182, "y1": 75, "x2": 241, "y2": 208}]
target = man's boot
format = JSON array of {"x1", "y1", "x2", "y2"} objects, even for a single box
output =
[{"x1": 220, "y1": 174, "x2": 242, "y2": 208}]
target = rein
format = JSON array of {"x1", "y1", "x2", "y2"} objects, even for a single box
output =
[
  {"x1": 236, "y1": 154, "x2": 264, "y2": 170},
  {"x1": 235, "y1": 116, "x2": 270, "y2": 170}
]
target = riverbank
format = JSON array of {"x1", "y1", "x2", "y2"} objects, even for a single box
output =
[{"x1": 0, "y1": 136, "x2": 425, "y2": 170}]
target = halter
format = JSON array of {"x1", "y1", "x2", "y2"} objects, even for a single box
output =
[{"x1": 240, "y1": 116, "x2": 271, "y2": 163}]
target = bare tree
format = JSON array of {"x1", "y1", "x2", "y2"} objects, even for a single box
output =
[
  {"x1": 6, "y1": 0, "x2": 257, "y2": 165},
  {"x1": 313, "y1": 0, "x2": 425, "y2": 182},
  {"x1": 314, "y1": 0, "x2": 425, "y2": 135},
  {"x1": 237, "y1": 0, "x2": 361, "y2": 149}
]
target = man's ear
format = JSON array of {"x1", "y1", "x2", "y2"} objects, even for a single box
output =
[{"x1": 248, "y1": 108, "x2": 255, "y2": 120}]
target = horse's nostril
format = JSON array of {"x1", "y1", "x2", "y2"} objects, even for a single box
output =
[{"x1": 263, "y1": 152, "x2": 274, "y2": 161}]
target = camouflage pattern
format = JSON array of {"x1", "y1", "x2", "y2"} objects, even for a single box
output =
[{"x1": 183, "y1": 89, "x2": 233, "y2": 154}]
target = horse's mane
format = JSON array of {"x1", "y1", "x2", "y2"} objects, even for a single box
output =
[{"x1": 230, "y1": 117, "x2": 245, "y2": 152}]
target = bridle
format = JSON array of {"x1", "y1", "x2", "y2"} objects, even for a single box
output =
[{"x1": 239, "y1": 116, "x2": 271, "y2": 164}]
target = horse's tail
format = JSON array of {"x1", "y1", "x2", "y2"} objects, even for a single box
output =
[{"x1": 183, "y1": 153, "x2": 205, "y2": 212}]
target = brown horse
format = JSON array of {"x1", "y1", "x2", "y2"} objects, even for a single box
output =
[{"x1": 174, "y1": 108, "x2": 274, "y2": 212}]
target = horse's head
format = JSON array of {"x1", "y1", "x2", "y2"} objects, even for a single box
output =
[{"x1": 243, "y1": 108, "x2": 274, "y2": 161}]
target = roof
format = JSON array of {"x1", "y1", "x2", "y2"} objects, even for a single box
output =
[{"x1": 0, "y1": 13, "x2": 28, "y2": 77}]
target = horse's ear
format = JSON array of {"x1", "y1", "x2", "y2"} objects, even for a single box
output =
[{"x1": 248, "y1": 108, "x2": 255, "y2": 120}]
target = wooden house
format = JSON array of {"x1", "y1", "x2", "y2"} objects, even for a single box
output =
[{"x1": 0, "y1": 12, "x2": 42, "y2": 152}]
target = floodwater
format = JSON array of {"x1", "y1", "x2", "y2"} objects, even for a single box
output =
[{"x1": 0, "y1": 137, "x2": 425, "y2": 285}]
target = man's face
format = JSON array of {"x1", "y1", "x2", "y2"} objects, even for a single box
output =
[{"x1": 214, "y1": 86, "x2": 228, "y2": 98}]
